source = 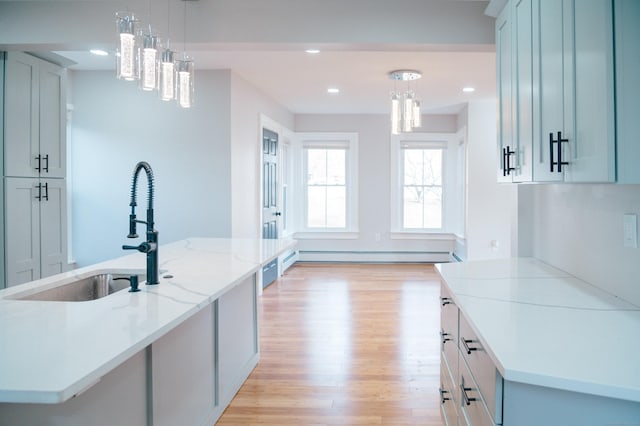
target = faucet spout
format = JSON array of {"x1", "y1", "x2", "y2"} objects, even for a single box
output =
[{"x1": 122, "y1": 161, "x2": 159, "y2": 285}]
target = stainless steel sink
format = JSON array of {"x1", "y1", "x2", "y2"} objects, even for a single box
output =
[{"x1": 12, "y1": 273, "x2": 145, "y2": 302}]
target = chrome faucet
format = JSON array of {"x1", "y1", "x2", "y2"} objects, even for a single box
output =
[{"x1": 122, "y1": 161, "x2": 159, "y2": 285}]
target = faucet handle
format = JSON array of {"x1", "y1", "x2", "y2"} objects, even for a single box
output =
[{"x1": 128, "y1": 214, "x2": 138, "y2": 238}]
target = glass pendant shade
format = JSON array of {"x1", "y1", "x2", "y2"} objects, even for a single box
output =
[
  {"x1": 175, "y1": 57, "x2": 194, "y2": 108},
  {"x1": 403, "y1": 92, "x2": 414, "y2": 133},
  {"x1": 116, "y1": 12, "x2": 138, "y2": 81},
  {"x1": 412, "y1": 100, "x2": 422, "y2": 128},
  {"x1": 390, "y1": 92, "x2": 401, "y2": 135},
  {"x1": 140, "y1": 33, "x2": 159, "y2": 91},
  {"x1": 159, "y1": 49, "x2": 175, "y2": 101}
]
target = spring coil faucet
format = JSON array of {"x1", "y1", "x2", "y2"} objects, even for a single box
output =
[{"x1": 122, "y1": 161, "x2": 159, "y2": 284}]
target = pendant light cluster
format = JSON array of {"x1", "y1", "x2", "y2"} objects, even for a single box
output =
[
  {"x1": 389, "y1": 70, "x2": 422, "y2": 135},
  {"x1": 115, "y1": 0, "x2": 194, "y2": 108}
]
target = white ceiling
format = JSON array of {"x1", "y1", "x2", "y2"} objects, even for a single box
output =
[
  {"x1": 56, "y1": 48, "x2": 496, "y2": 115},
  {"x1": 2, "y1": 0, "x2": 497, "y2": 115}
]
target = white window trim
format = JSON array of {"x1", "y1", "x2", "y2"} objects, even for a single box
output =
[
  {"x1": 390, "y1": 132, "x2": 457, "y2": 235},
  {"x1": 295, "y1": 132, "x2": 359, "y2": 234}
]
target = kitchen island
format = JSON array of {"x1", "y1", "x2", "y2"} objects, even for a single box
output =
[
  {"x1": 0, "y1": 237, "x2": 296, "y2": 425},
  {"x1": 437, "y1": 258, "x2": 640, "y2": 426}
]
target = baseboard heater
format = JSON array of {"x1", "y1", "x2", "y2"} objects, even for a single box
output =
[{"x1": 298, "y1": 250, "x2": 452, "y2": 263}]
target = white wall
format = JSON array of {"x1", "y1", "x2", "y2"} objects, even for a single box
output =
[
  {"x1": 521, "y1": 183, "x2": 640, "y2": 306},
  {"x1": 458, "y1": 101, "x2": 515, "y2": 261},
  {"x1": 70, "y1": 70, "x2": 232, "y2": 266},
  {"x1": 293, "y1": 113, "x2": 459, "y2": 261},
  {"x1": 230, "y1": 73, "x2": 294, "y2": 239}
]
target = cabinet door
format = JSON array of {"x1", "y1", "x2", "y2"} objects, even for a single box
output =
[
  {"x1": 532, "y1": 0, "x2": 565, "y2": 182},
  {"x1": 39, "y1": 61, "x2": 66, "y2": 179},
  {"x1": 512, "y1": 0, "x2": 534, "y2": 182},
  {"x1": 496, "y1": 5, "x2": 514, "y2": 183},
  {"x1": 4, "y1": 52, "x2": 40, "y2": 178},
  {"x1": 5, "y1": 177, "x2": 40, "y2": 286},
  {"x1": 39, "y1": 178, "x2": 67, "y2": 278},
  {"x1": 614, "y1": 0, "x2": 640, "y2": 183},
  {"x1": 565, "y1": 0, "x2": 615, "y2": 182}
]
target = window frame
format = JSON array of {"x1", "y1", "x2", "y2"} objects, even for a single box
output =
[
  {"x1": 296, "y1": 132, "x2": 359, "y2": 237},
  {"x1": 390, "y1": 132, "x2": 457, "y2": 236}
]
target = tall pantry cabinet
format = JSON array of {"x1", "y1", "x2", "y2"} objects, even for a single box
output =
[{"x1": 2, "y1": 52, "x2": 68, "y2": 288}]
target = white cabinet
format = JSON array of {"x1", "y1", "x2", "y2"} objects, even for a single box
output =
[
  {"x1": 533, "y1": 0, "x2": 615, "y2": 183},
  {"x1": 5, "y1": 177, "x2": 67, "y2": 287},
  {"x1": 440, "y1": 284, "x2": 503, "y2": 426},
  {"x1": 497, "y1": 0, "x2": 533, "y2": 183},
  {"x1": 4, "y1": 52, "x2": 66, "y2": 179},
  {"x1": 3, "y1": 52, "x2": 68, "y2": 288},
  {"x1": 614, "y1": 0, "x2": 640, "y2": 183},
  {"x1": 497, "y1": 0, "x2": 616, "y2": 183}
]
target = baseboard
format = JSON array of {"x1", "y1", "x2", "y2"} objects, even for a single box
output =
[{"x1": 298, "y1": 250, "x2": 452, "y2": 263}]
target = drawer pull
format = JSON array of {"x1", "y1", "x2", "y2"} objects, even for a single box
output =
[
  {"x1": 439, "y1": 387, "x2": 450, "y2": 404},
  {"x1": 460, "y1": 382, "x2": 477, "y2": 406},
  {"x1": 461, "y1": 337, "x2": 479, "y2": 355},
  {"x1": 440, "y1": 297, "x2": 452, "y2": 306},
  {"x1": 440, "y1": 330, "x2": 453, "y2": 345}
]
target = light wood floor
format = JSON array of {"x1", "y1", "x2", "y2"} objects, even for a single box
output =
[{"x1": 216, "y1": 263, "x2": 443, "y2": 425}]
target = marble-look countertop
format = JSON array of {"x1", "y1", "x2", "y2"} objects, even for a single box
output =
[
  {"x1": 0, "y1": 238, "x2": 296, "y2": 404},
  {"x1": 436, "y1": 258, "x2": 640, "y2": 403}
]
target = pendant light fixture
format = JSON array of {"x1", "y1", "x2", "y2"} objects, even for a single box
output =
[
  {"x1": 140, "y1": 27, "x2": 160, "y2": 91},
  {"x1": 115, "y1": 12, "x2": 139, "y2": 80},
  {"x1": 159, "y1": 0, "x2": 175, "y2": 101},
  {"x1": 389, "y1": 70, "x2": 423, "y2": 135},
  {"x1": 176, "y1": 0, "x2": 194, "y2": 108}
]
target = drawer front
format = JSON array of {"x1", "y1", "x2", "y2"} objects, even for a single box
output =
[
  {"x1": 440, "y1": 357, "x2": 458, "y2": 426},
  {"x1": 459, "y1": 313, "x2": 503, "y2": 423},
  {"x1": 440, "y1": 283, "x2": 459, "y2": 378},
  {"x1": 459, "y1": 353, "x2": 496, "y2": 426}
]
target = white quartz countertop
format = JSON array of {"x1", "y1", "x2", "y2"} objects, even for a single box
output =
[
  {"x1": 0, "y1": 237, "x2": 296, "y2": 404},
  {"x1": 436, "y1": 258, "x2": 640, "y2": 403}
]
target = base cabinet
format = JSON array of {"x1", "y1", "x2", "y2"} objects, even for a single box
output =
[
  {"x1": 439, "y1": 281, "x2": 640, "y2": 425},
  {"x1": 0, "y1": 274, "x2": 259, "y2": 426},
  {"x1": 5, "y1": 177, "x2": 67, "y2": 287}
]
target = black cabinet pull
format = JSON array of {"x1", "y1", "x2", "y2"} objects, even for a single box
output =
[
  {"x1": 35, "y1": 183, "x2": 42, "y2": 201},
  {"x1": 549, "y1": 131, "x2": 569, "y2": 173},
  {"x1": 505, "y1": 146, "x2": 515, "y2": 175},
  {"x1": 440, "y1": 297, "x2": 452, "y2": 306},
  {"x1": 461, "y1": 337, "x2": 479, "y2": 355},
  {"x1": 460, "y1": 378, "x2": 477, "y2": 406},
  {"x1": 440, "y1": 330, "x2": 452, "y2": 345},
  {"x1": 439, "y1": 387, "x2": 450, "y2": 404},
  {"x1": 42, "y1": 182, "x2": 49, "y2": 201},
  {"x1": 502, "y1": 147, "x2": 507, "y2": 177},
  {"x1": 43, "y1": 154, "x2": 49, "y2": 173},
  {"x1": 35, "y1": 155, "x2": 41, "y2": 172}
]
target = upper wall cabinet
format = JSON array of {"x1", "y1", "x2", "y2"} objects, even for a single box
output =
[
  {"x1": 497, "y1": 0, "x2": 617, "y2": 183},
  {"x1": 4, "y1": 52, "x2": 66, "y2": 179},
  {"x1": 614, "y1": 0, "x2": 640, "y2": 184},
  {"x1": 497, "y1": 0, "x2": 534, "y2": 183}
]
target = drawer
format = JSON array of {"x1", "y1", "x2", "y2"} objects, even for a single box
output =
[
  {"x1": 440, "y1": 357, "x2": 458, "y2": 426},
  {"x1": 459, "y1": 353, "x2": 496, "y2": 426},
  {"x1": 440, "y1": 283, "x2": 459, "y2": 379},
  {"x1": 458, "y1": 313, "x2": 503, "y2": 424}
]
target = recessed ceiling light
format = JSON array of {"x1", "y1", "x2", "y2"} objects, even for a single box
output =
[
  {"x1": 305, "y1": 49, "x2": 320, "y2": 54},
  {"x1": 463, "y1": 87, "x2": 476, "y2": 93},
  {"x1": 327, "y1": 88, "x2": 340, "y2": 94},
  {"x1": 90, "y1": 49, "x2": 109, "y2": 56}
]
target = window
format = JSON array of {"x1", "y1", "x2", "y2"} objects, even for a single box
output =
[
  {"x1": 402, "y1": 148, "x2": 443, "y2": 229},
  {"x1": 390, "y1": 133, "x2": 458, "y2": 234},
  {"x1": 296, "y1": 133, "x2": 358, "y2": 235},
  {"x1": 306, "y1": 148, "x2": 346, "y2": 228}
]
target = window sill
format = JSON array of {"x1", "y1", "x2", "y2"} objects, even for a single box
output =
[
  {"x1": 294, "y1": 231, "x2": 359, "y2": 240},
  {"x1": 390, "y1": 231, "x2": 456, "y2": 240}
]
